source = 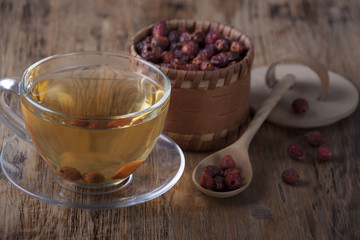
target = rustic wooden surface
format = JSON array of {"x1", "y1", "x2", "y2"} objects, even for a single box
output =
[{"x1": 1, "y1": 0, "x2": 360, "y2": 239}]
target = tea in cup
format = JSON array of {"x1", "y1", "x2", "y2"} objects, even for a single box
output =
[{"x1": 0, "y1": 52, "x2": 171, "y2": 188}]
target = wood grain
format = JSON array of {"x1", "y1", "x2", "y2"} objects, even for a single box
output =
[{"x1": 1, "y1": 0, "x2": 360, "y2": 239}]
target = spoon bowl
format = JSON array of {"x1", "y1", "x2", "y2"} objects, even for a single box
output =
[
  {"x1": 192, "y1": 74, "x2": 296, "y2": 198},
  {"x1": 192, "y1": 145, "x2": 252, "y2": 198}
]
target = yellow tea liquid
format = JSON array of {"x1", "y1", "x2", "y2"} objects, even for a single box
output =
[{"x1": 21, "y1": 71, "x2": 168, "y2": 186}]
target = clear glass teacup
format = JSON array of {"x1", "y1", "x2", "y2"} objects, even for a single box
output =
[{"x1": 0, "y1": 52, "x2": 171, "y2": 188}]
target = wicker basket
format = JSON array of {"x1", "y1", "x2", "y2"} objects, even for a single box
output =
[{"x1": 130, "y1": 19, "x2": 254, "y2": 152}]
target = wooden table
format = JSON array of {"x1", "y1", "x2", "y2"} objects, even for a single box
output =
[{"x1": 1, "y1": 0, "x2": 359, "y2": 239}]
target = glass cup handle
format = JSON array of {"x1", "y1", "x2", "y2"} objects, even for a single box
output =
[{"x1": 0, "y1": 78, "x2": 31, "y2": 143}]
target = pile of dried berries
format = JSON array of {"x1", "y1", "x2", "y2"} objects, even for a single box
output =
[
  {"x1": 200, "y1": 154, "x2": 243, "y2": 191},
  {"x1": 56, "y1": 159, "x2": 144, "y2": 185},
  {"x1": 135, "y1": 20, "x2": 248, "y2": 71},
  {"x1": 282, "y1": 130, "x2": 333, "y2": 185}
]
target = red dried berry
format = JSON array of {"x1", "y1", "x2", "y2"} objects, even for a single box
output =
[
  {"x1": 181, "y1": 41, "x2": 198, "y2": 58},
  {"x1": 287, "y1": 143, "x2": 306, "y2": 161},
  {"x1": 160, "y1": 63, "x2": 172, "y2": 68},
  {"x1": 205, "y1": 30, "x2": 222, "y2": 45},
  {"x1": 192, "y1": 30, "x2": 206, "y2": 46},
  {"x1": 170, "y1": 42, "x2": 183, "y2": 51},
  {"x1": 192, "y1": 56, "x2": 205, "y2": 68},
  {"x1": 318, "y1": 146, "x2": 332, "y2": 162},
  {"x1": 178, "y1": 27, "x2": 188, "y2": 34},
  {"x1": 196, "y1": 49, "x2": 212, "y2": 60},
  {"x1": 152, "y1": 19, "x2": 168, "y2": 37},
  {"x1": 204, "y1": 43, "x2": 218, "y2": 56},
  {"x1": 202, "y1": 165, "x2": 222, "y2": 177},
  {"x1": 184, "y1": 63, "x2": 199, "y2": 71},
  {"x1": 213, "y1": 176, "x2": 225, "y2": 191},
  {"x1": 174, "y1": 49, "x2": 190, "y2": 62},
  {"x1": 200, "y1": 173, "x2": 215, "y2": 189},
  {"x1": 215, "y1": 38, "x2": 231, "y2": 52},
  {"x1": 161, "y1": 51, "x2": 176, "y2": 63},
  {"x1": 151, "y1": 35, "x2": 169, "y2": 50},
  {"x1": 224, "y1": 172, "x2": 243, "y2": 190},
  {"x1": 135, "y1": 36, "x2": 152, "y2": 53},
  {"x1": 210, "y1": 52, "x2": 229, "y2": 68},
  {"x1": 168, "y1": 30, "x2": 180, "y2": 43},
  {"x1": 141, "y1": 43, "x2": 162, "y2": 63},
  {"x1": 224, "y1": 167, "x2": 241, "y2": 176},
  {"x1": 281, "y1": 169, "x2": 299, "y2": 184},
  {"x1": 305, "y1": 131, "x2": 325, "y2": 147},
  {"x1": 201, "y1": 60, "x2": 214, "y2": 71},
  {"x1": 170, "y1": 58, "x2": 186, "y2": 69},
  {"x1": 179, "y1": 32, "x2": 192, "y2": 43},
  {"x1": 230, "y1": 41, "x2": 246, "y2": 55},
  {"x1": 292, "y1": 98, "x2": 309, "y2": 114},
  {"x1": 225, "y1": 51, "x2": 241, "y2": 62},
  {"x1": 220, "y1": 154, "x2": 236, "y2": 170}
]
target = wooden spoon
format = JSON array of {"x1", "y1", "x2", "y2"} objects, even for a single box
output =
[{"x1": 192, "y1": 74, "x2": 296, "y2": 198}]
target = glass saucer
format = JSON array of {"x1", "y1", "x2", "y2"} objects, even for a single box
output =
[{"x1": 0, "y1": 134, "x2": 185, "y2": 209}]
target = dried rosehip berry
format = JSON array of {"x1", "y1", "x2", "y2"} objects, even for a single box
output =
[
  {"x1": 82, "y1": 171, "x2": 105, "y2": 184},
  {"x1": 170, "y1": 42, "x2": 183, "y2": 51},
  {"x1": 318, "y1": 146, "x2": 332, "y2": 162},
  {"x1": 141, "y1": 43, "x2": 162, "y2": 63},
  {"x1": 225, "y1": 172, "x2": 243, "y2": 190},
  {"x1": 151, "y1": 35, "x2": 169, "y2": 50},
  {"x1": 135, "y1": 36, "x2": 152, "y2": 53},
  {"x1": 181, "y1": 41, "x2": 198, "y2": 58},
  {"x1": 192, "y1": 56, "x2": 205, "y2": 69},
  {"x1": 213, "y1": 176, "x2": 225, "y2": 191},
  {"x1": 170, "y1": 58, "x2": 185, "y2": 66},
  {"x1": 224, "y1": 167, "x2": 241, "y2": 176},
  {"x1": 220, "y1": 154, "x2": 236, "y2": 169},
  {"x1": 225, "y1": 51, "x2": 241, "y2": 62},
  {"x1": 57, "y1": 166, "x2": 82, "y2": 181},
  {"x1": 200, "y1": 173, "x2": 215, "y2": 189},
  {"x1": 184, "y1": 63, "x2": 199, "y2": 71},
  {"x1": 202, "y1": 165, "x2": 222, "y2": 177},
  {"x1": 281, "y1": 169, "x2": 299, "y2": 184},
  {"x1": 178, "y1": 27, "x2": 188, "y2": 34},
  {"x1": 162, "y1": 51, "x2": 176, "y2": 63},
  {"x1": 197, "y1": 49, "x2": 212, "y2": 60},
  {"x1": 292, "y1": 98, "x2": 309, "y2": 114},
  {"x1": 160, "y1": 63, "x2": 172, "y2": 68},
  {"x1": 152, "y1": 19, "x2": 168, "y2": 37},
  {"x1": 210, "y1": 52, "x2": 229, "y2": 68},
  {"x1": 287, "y1": 143, "x2": 306, "y2": 161},
  {"x1": 305, "y1": 131, "x2": 324, "y2": 147},
  {"x1": 205, "y1": 30, "x2": 222, "y2": 45},
  {"x1": 230, "y1": 41, "x2": 246, "y2": 55},
  {"x1": 200, "y1": 60, "x2": 214, "y2": 71},
  {"x1": 174, "y1": 49, "x2": 189, "y2": 62},
  {"x1": 204, "y1": 43, "x2": 218, "y2": 56},
  {"x1": 168, "y1": 30, "x2": 180, "y2": 43},
  {"x1": 111, "y1": 159, "x2": 144, "y2": 179},
  {"x1": 179, "y1": 32, "x2": 192, "y2": 43},
  {"x1": 192, "y1": 30, "x2": 206, "y2": 46},
  {"x1": 215, "y1": 38, "x2": 231, "y2": 52}
]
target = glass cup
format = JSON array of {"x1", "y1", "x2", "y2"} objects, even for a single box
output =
[{"x1": 0, "y1": 52, "x2": 171, "y2": 190}]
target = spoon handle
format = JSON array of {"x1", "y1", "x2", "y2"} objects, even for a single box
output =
[{"x1": 236, "y1": 74, "x2": 296, "y2": 149}]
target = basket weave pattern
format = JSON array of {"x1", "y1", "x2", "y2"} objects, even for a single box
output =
[{"x1": 130, "y1": 19, "x2": 254, "y2": 151}]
